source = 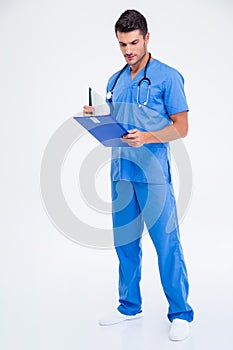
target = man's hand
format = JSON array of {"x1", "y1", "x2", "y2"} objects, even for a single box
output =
[
  {"x1": 121, "y1": 129, "x2": 148, "y2": 148},
  {"x1": 83, "y1": 105, "x2": 95, "y2": 115}
]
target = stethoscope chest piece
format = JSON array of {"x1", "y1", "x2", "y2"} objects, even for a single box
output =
[{"x1": 106, "y1": 91, "x2": 113, "y2": 101}]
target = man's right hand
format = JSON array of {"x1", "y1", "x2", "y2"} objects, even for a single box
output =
[{"x1": 83, "y1": 105, "x2": 95, "y2": 114}]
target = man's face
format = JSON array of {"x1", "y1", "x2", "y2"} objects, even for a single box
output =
[{"x1": 116, "y1": 29, "x2": 150, "y2": 66}]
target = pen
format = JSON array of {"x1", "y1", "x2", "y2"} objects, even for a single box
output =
[{"x1": 89, "y1": 87, "x2": 92, "y2": 106}]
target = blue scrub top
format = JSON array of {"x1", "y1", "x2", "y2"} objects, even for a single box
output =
[{"x1": 107, "y1": 59, "x2": 189, "y2": 184}]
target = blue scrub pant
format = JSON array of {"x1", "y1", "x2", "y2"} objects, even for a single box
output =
[{"x1": 111, "y1": 180, "x2": 194, "y2": 322}]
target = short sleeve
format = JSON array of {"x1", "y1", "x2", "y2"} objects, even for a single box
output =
[{"x1": 163, "y1": 68, "x2": 189, "y2": 116}]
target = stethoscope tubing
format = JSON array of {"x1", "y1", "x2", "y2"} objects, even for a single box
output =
[{"x1": 107, "y1": 53, "x2": 152, "y2": 105}]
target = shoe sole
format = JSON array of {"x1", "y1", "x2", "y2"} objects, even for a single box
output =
[{"x1": 99, "y1": 313, "x2": 143, "y2": 326}]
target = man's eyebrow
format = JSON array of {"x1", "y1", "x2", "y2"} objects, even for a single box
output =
[{"x1": 118, "y1": 39, "x2": 139, "y2": 45}]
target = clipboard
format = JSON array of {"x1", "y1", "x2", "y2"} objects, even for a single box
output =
[{"x1": 73, "y1": 114, "x2": 129, "y2": 147}]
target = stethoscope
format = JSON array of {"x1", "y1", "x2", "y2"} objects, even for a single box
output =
[{"x1": 106, "y1": 53, "x2": 152, "y2": 107}]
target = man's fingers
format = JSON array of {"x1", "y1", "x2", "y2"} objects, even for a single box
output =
[
  {"x1": 122, "y1": 134, "x2": 136, "y2": 139},
  {"x1": 122, "y1": 130, "x2": 139, "y2": 139},
  {"x1": 83, "y1": 105, "x2": 94, "y2": 113},
  {"x1": 127, "y1": 129, "x2": 138, "y2": 134}
]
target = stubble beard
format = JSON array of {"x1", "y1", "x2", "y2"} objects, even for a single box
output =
[{"x1": 125, "y1": 43, "x2": 147, "y2": 66}]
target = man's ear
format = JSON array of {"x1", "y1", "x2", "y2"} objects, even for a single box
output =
[{"x1": 145, "y1": 32, "x2": 150, "y2": 43}]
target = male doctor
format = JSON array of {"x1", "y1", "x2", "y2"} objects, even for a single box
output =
[{"x1": 84, "y1": 9, "x2": 194, "y2": 342}]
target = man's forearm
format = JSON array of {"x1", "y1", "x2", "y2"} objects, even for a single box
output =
[
  {"x1": 144, "y1": 123, "x2": 188, "y2": 144},
  {"x1": 145, "y1": 119, "x2": 188, "y2": 143}
]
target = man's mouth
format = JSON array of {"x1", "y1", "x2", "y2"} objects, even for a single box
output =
[{"x1": 126, "y1": 55, "x2": 135, "y2": 60}]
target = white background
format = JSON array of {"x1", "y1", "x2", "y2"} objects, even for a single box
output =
[{"x1": 0, "y1": 0, "x2": 233, "y2": 349}]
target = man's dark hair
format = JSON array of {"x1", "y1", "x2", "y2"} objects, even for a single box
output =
[{"x1": 115, "y1": 9, "x2": 148, "y2": 38}]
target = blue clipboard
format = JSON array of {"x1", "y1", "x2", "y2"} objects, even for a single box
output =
[{"x1": 73, "y1": 114, "x2": 129, "y2": 147}]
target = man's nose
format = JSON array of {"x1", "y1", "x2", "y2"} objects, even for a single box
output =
[{"x1": 125, "y1": 45, "x2": 132, "y2": 55}]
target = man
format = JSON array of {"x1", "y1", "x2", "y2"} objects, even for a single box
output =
[{"x1": 84, "y1": 9, "x2": 194, "y2": 341}]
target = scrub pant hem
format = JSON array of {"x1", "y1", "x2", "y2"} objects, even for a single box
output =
[
  {"x1": 168, "y1": 311, "x2": 194, "y2": 323},
  {"x1": 117, "y1": 306, "x2": 143, "y2": 316}
]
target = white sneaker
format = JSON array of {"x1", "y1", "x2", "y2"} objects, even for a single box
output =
[
  {"x1": 169, "y1": 319, "x2": 190, "y2": 341},
  {"x1": 99, "y1": 310, "x2": 143, "y2": 326}
]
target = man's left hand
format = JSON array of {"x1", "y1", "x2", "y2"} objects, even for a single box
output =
[{"x1": 121, "y1": 129, "x2": 148, "y2": 148}]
